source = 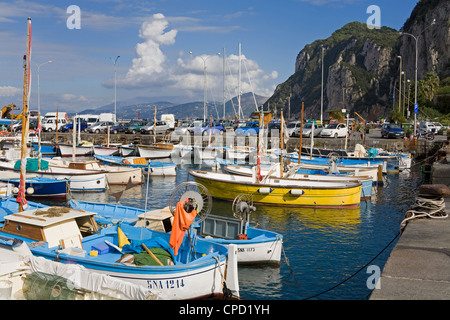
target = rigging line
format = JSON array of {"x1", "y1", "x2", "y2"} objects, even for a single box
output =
[
  {"x1": 301, "y1": 231, "x2": 401, "y2": 300},
  {"x1": 242, "y1": 58, "x2": 259, "y2": 111}
]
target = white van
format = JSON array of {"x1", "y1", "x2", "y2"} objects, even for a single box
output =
[
  {"x1": 161, "y1": 114, "x2": 175, "y2": 130},
  {"x1": 44, "y1": 112, "x2": 68, "y2": 121},
  {"x1": 42, "y1": 117, "x2": 68, "y2": 132},
  {"x1": 77, "y1": 114, "x2": 100, "y2": 126}
]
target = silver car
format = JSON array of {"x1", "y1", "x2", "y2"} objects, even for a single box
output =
[{"x1": 87, "y1": 121, "x2": 115, "y2": 133}]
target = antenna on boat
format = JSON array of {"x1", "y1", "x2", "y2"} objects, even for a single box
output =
[{"x1": 140, "y1": 161, "x2": 151, "y2": 240}]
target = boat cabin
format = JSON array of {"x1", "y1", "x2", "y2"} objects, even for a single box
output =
[
  {"x1": 135, "y1": 207, "x2": 173, "y2": 233},
  {"x1": 1, "y1": 207, "x2": 98, "y2": 249},
  {"x1": 67, "y1": 160, "x2": 103, "y2": 171}
]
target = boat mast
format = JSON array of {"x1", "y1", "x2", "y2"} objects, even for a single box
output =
[
  {"x1": 17, "y1": 17, "x2": 32, "y2": 212},
  {"x1": 238, "y1": 42, "x2": 242, "y2": 120}
]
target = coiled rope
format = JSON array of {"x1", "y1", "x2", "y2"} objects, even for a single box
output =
[{"x1": 400, "y1": 194, "x2": 447, "y2": 230}]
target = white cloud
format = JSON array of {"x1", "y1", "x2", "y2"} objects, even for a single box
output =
[
  {"x1": 0, "y1": 86, "x2": 21, "y2": 97},
  {"x1": 109, "y1": 14, "x2": 277, "y2": 100}
]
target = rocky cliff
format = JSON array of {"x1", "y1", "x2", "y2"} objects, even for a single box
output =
[{"x1": 265, "y1": 0, "x2": 449, "y2": 122}]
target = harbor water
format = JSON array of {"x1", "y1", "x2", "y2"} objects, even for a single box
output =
[{"x1": 59, "y1": 161, "x2": 421, "y2": 300}]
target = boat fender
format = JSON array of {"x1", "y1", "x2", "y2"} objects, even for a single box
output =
[
  {"x1": 258, "y1": 188, "x2": 273, "y2": 194},
  {"x1": 289, "y1": 189, "x2": 304, "y2": 196},
  {"x1": 26, "y1": 187, "x2": 34, "y2": 195},
  {"x1": 13, "y1": 187, "x2": 19, "y2": 194},
  {"x1": 12, "y1": 239, "x2": 32, "y2": 256}
]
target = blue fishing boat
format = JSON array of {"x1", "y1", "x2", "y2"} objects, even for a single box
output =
[
  {"x1": 94, "y1": 154, "x2": 176, "y2": 176},
  {"x1": 0, "y1": 205, "x2": 239, "y2": 299},
  {"x1": 31, "y1": 141, "x2": 58, "y2": 157},
  {"x1": 0, "y1": 177, "x2": 68, "y2": 200},
  {"x1": 69, "y1": 183, "x2": 284, "y2": 265}
]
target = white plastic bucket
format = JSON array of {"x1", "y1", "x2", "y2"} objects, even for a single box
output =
[{"x1": 0, "y1": 280, "x2": 13, "y2": 300}]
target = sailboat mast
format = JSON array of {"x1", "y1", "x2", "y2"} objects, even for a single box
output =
[
  {"x1": 238, "y1": 42, "x2": 241, "y2": 120},
  {"x1": 17, "y1": 17, "x2": 32, "y2": 212}
]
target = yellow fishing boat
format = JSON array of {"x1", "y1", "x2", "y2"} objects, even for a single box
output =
[{"x1": 189, "y1": 170, "x2": 362, "y2": 208}]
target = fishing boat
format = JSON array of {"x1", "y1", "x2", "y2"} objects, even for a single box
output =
[
  {"x1": 0, "y1": 182, "x2": 14, "y2": 198},
  {"x1": 93, "y1": 145, "x2": 120, "y2": 156},
  {"x1": 0, "y1": 206, "x2": 239, "y2": 299},
  {"x1": 120, "y1": 144, "x2": 137, "y2": 157},
  {"x1": 0, "y1": 241, "x2": 162, "y2": 300},
  {"x1": 0, "y1": 159, "x2": 106, "y2": 192},
  {"x1": 190, "y1": 170, "x2": 362, "y2": 208},
  {"x1": 192, "y1": 145, "x2": 224, "y2": 161},
  {"x1": 137, "y1": 142, "x2": 174, "y2": 159},
  {"x1": 225, "y1": 146, "x2": 256, "y2": 162},
  {"x1": 94, "y1": 154, "x2": 176, "y2": 176},
  {"x1": 46, "y1": 158, "x2": 143, "y2": 185},
  {"x1": 0, "y1": 177, "x2": 68, "y2": 200},
  {"x1": 57, "y1": 142, "x2": 93, "y2": 157},
  {"x1": 69, "y1": 182, "x2": 283, "y2": 265},
  {"x1": 224, "y1": 164, "x2": 374, "y2": 200},
  {"x1": 31, "y1": 141, "x2": 58, "y2": 157}
]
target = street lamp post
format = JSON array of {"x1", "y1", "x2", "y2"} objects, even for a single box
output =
[
  {"x1": 33, "y1": 60, "x2": 52, "y2": 114},
  {"x1": 397, "y1": 56, "x2": 402, "y2": 112},
  {"x1": 110, "y1": 56, "x2": 120, "y2": 119},
  {"x1": 189, "y1": 51, "x2": 221, "y2": 122},
  {"x1": 400, "y1": 18, "x2": 436, "y2": 136}
]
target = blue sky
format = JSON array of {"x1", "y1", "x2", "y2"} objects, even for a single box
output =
[{"x1": 0, "y1": 0, "x2": 419, "y2": 114}]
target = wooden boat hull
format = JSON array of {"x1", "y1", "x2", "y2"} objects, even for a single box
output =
[
  {"x1": 190, "y1": 170, "x2": 362, "y2": 208},
  {"x1": 138, "y1": 143, "x2": 173, "y2": 159},
  {"x1": 93, "y1": 146, "x2": 120, "y2": 156},
  {"x1": 94, "y1": 155, "x2": 176, "y2": 176},
  {"x1": 58, "y1": 143, "x2": 93, "y2": 157},
  {"x1": 69, "y1": 199, "x2": 283, "y2": 264},
  {"x1": 224, "y1": 165, "x2": 373, "y2": 199},
  {"x1": 0, "y1": 162, "x2": 106, "y2": 192},
  {"x1": 0, "y1": 177, "x2": 67, "y2": 200}
]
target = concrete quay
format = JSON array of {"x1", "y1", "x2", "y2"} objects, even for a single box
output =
[{"x1": 370, "y1": 197, "x2": 450, "y2": 300}]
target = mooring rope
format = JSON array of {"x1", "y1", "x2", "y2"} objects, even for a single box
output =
[{"x1": 400, "y1": 194, "x2": 447, "y2": 230}]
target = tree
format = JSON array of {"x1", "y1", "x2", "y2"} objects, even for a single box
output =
[{"x1": 417, "y1": 72, "x2": 440, "y2": 106}]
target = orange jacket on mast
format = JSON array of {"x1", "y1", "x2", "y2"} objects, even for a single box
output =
[{"x1": 169, "y1": 199, "x2": 197, "y2": 256}]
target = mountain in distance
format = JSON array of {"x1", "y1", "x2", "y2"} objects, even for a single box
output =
[
  {"x1": 77, "y1": 92, "x2": 268, "y2": 120},
  {"x1": 265, "y1": 0, "x2": 449, "y2": 122}
]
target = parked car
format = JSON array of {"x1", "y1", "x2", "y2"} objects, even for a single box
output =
[
  {"x1": 267, "y1": 121, "x2": 282, "y2": 137},
  {"x1": 418, "y1": 122, "x2": 436, "y2": 134},
  {"x1": 295, "y1": 123, "x2": 323, "y2": 138},
  {"x1": 286, "y1": 121, "x2": 302, "y2": 137},
  {"x1": 124, "y1": 120, "x2": 148, "y2": 134},
  {"x1": 140, "y1": 121, "x2": 171, "y2": 135},
  {"x1": 87, "y1": 121, "x2": 115, "y2": 134},
  {"x1": 192, "y1": 121, "x2": 225, "y2": 136},
  {"x1": 60, "y1": 120, "x2": 88, "y2": 133},
  {"x1": 235, "y1": 121, "x2": 260, "y2": 136},
  {"x1": 320, "y1": 123, "x2": 347, "y2": 138},
  {"x1": 108, "y1": 122, "x2": 127, "y2": 134},
  {"x1": 380, "y1": 123, "x2": 405, "y2": 139},
  {"x1": 42, "y1": 117, "x2": 68, "y2": 132},
  {"x1": 432, "y1": 122, "x2": 443, "y2": 132}
]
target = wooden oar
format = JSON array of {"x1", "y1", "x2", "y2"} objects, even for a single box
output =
[{"x1": 142, "y1": 243, "x2": 164, "y2": 266}]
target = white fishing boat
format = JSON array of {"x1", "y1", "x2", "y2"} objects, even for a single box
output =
[
  {"x1": 225, "y1": 146, "x2": 256, "y2": 162},
  {"x1": 46, "y1": 158, "x2": 143, "y2": 185},
  {"x1": 0, "y1": 159, "x2": 107, "y2": 192},
  {"x1": 0, "y1": 242, "x2": 162, "y2": 300},
  {"x1": 70, "y1": 182, "x2": 283, "y2": 265},
  {"x1": 0, "y1": 206, "x2": 239, "y2": 300},
  {"x1": 93, "y1": 155, "x2": 176, "y2": 176},
  {"x1": 119, "y1": 144, "x2": 137, "y2": 157},
  {"x1": 93, "y1": 145, "x2": 120, "y2": 156},
  {"x1": 138, "y1": 142, "x2": 174, "y2": 159},
  {"x1": 58, "y1": 142, "x2": 94, "y2": 157}
]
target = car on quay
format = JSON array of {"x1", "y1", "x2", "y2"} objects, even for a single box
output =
[
  {"x1": 140, "y1": 120, "x2": 171, "y2": 135},
  {"x1": 108, "y1": 122, "x2": 127, "y2": 134},
  {"x1": 294, "y1": 122, "x2": 323, "y2": 138},
  {"x1": 192, "y1": 121, "x2": 225, "y2": 136},
  {"x1": 380, "y1": 123, "x2": 405, "y2": 139},
  {"x1": 124, "y1": 120, "x2": 148, "y2": 134},
  {"x1": 320, "y1": 123, "x2": 348, "y2": 138},
  {"x1": 234, "y1": 121, "x2": 260, "y2": 136},
  {"x1": 87, "y1": 121, "x2": 115, "y2": 134},
  {"x1": 286, "y1": 121, "x2": 302, "y2": 137},
  {"x1": 60, "y1": 120, "x2": 89, "y2": 133},
  {"x1": 418, "y1": 122, "x2": 437, "y2": 134}
]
